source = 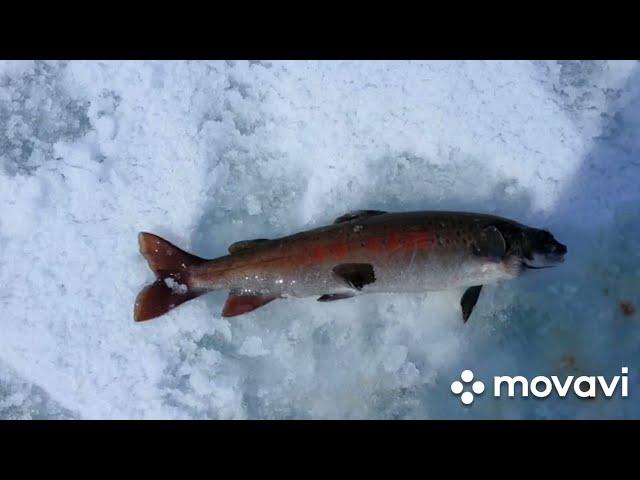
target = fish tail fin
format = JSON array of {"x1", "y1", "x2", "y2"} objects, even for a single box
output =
[{"x1": 134, "y1": 232, "x2": 207, "y2": 322}]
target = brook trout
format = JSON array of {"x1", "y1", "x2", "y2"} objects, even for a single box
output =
[{"x1": 134, "y1": 210, "x2": 567, "y2": 322}]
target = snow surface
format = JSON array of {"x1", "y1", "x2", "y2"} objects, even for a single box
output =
[{"x1": 1, "y1": 60, "x2": 639, "y2": 419}]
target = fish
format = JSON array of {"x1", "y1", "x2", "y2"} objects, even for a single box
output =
[{"x1": 134, "y1": 210, "x2": 567, "y2": 322}]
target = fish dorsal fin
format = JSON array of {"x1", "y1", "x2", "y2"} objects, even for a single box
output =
[
  {"x1": 472, "y1": 226, "x2": 506, "y2": 260},
  {"x1": 228, "y1": 238, "x2": 271, "y2": 254},
  {"x1": 222, "y1": 292, "x2": 279, "y2": 317},
  {"x1": 333, "y1": 210, "x2": 387, "y2": 224},
  {"x1": 332, "y1": 263, "x2": 376, "y2": 290}
]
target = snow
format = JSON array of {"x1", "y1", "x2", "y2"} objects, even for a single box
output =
[
  {"x1": 238, "y1": 336, "x2": 270, "y2": 357},
  {"x1": 164, "y1": 277, "x2": 188, "y2": 295},
  {"x1": 1, "y1": 60, "x2": 639, "y2": 419}
]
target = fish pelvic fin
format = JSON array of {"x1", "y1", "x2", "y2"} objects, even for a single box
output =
[
  {"x1": 317, "y1": 293, "x2": 355, "y2": 302},
  {"x1": 134, "y1": 232, "x2": 208, "y2": 322}
]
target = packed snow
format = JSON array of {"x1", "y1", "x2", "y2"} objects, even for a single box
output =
[
  {"x1": 164, "y1": 277, "x2": 188, "y2": 295},
  {"x1": 1, "y1": 60, "x2": 639, "y2": 419}
]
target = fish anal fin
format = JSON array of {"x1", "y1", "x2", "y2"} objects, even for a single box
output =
[
  {"x1": 472, "y1": 226, "x2": 506, "y2": 260},
  {"x1": 333, "y1": 210, "x2": 387, "y2": 224},
  {"x1": 228, "y1": 238, "x2": 271, "y2": 254},
  {"x1": 317, "y1": 293, "x2": 355, "y2": 302},
  {"x1": 222, "y1": 293, "x2": 279, "y2": 317},
  {"x1": 461, "y1": 285, "x2": 483, "y2": 322},
  {"x1": 332, "y1": 263, "x2": 375, "y2": 290}
]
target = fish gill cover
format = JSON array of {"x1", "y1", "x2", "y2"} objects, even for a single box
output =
[{"x1": 0, "y1": 60, "x2": 639, "y2": 419}]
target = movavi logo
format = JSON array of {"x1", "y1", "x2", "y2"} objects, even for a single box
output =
[{"x1": 451, "y1": 367, "x2": 629, "y2": 406}]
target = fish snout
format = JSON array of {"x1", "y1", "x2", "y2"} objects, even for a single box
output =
[
  {"x1": 522, "y1": 229, "x2": 567, "y2": 268},
  {"x1": 544, "y1": 240, "x2": 567, "y2": 264},
  {"x1": 552, "y1": 241, "x2": 567, "y2": 257}
]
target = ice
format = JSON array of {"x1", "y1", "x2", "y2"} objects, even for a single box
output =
[
  {"x1": 0, "y1": 60, "x2": 639, "y2": 419},
  {"x1": 238, "y1": 336, "x2": 270, "y2": 357},
  {"x1": 164, "y1": 277, "x2": 188, "y2": 295}
]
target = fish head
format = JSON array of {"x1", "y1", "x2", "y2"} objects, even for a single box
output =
[{"x1": 520, "y1": 227, "x2": 567, "y2": 269}]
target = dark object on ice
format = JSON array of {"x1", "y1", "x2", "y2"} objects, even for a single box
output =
[
  {"x1": 560, "y1": 353, "x2": 577, "y2": 369},
  {"x1": 620, "y1": 302, "x2": 636, "y2": 317},
  {"x1": 134, "y1": 210, "x2": 567, "y2": 322}
]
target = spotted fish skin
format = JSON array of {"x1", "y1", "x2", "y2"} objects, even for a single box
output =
[{"x1": 135, "y1": 211, "x2": 567, "y2": 321}]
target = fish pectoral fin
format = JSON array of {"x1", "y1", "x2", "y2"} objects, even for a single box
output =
[
  {"x1": 332, "y1": 263, "x2": 376, "y2": 290},
  {"x1": 228, "y1": 238, "x2": 271, "y2": 254},
  {"x1": 333, "y1": 210, "x2": 387, "y2": 224},
  {"x1": 461, "y1": 285, "x2": 483, "y2": 322},
  {"x1": 471, "y1": 226, "x2": 506, "y2": 260},
  {"x1": 222, "y1": 292, "x2": 279, "y2": 317},
  {"x1": 317, "y1": 293, "x2": 356, "y2": 302}
]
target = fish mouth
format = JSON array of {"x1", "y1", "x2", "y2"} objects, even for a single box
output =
[
  {"x1": 522, "y1": 252, "x2": 565, "y2": 270},
  {"x1": 522, "y1": 262, "x2": 555, "y2": 270}
]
